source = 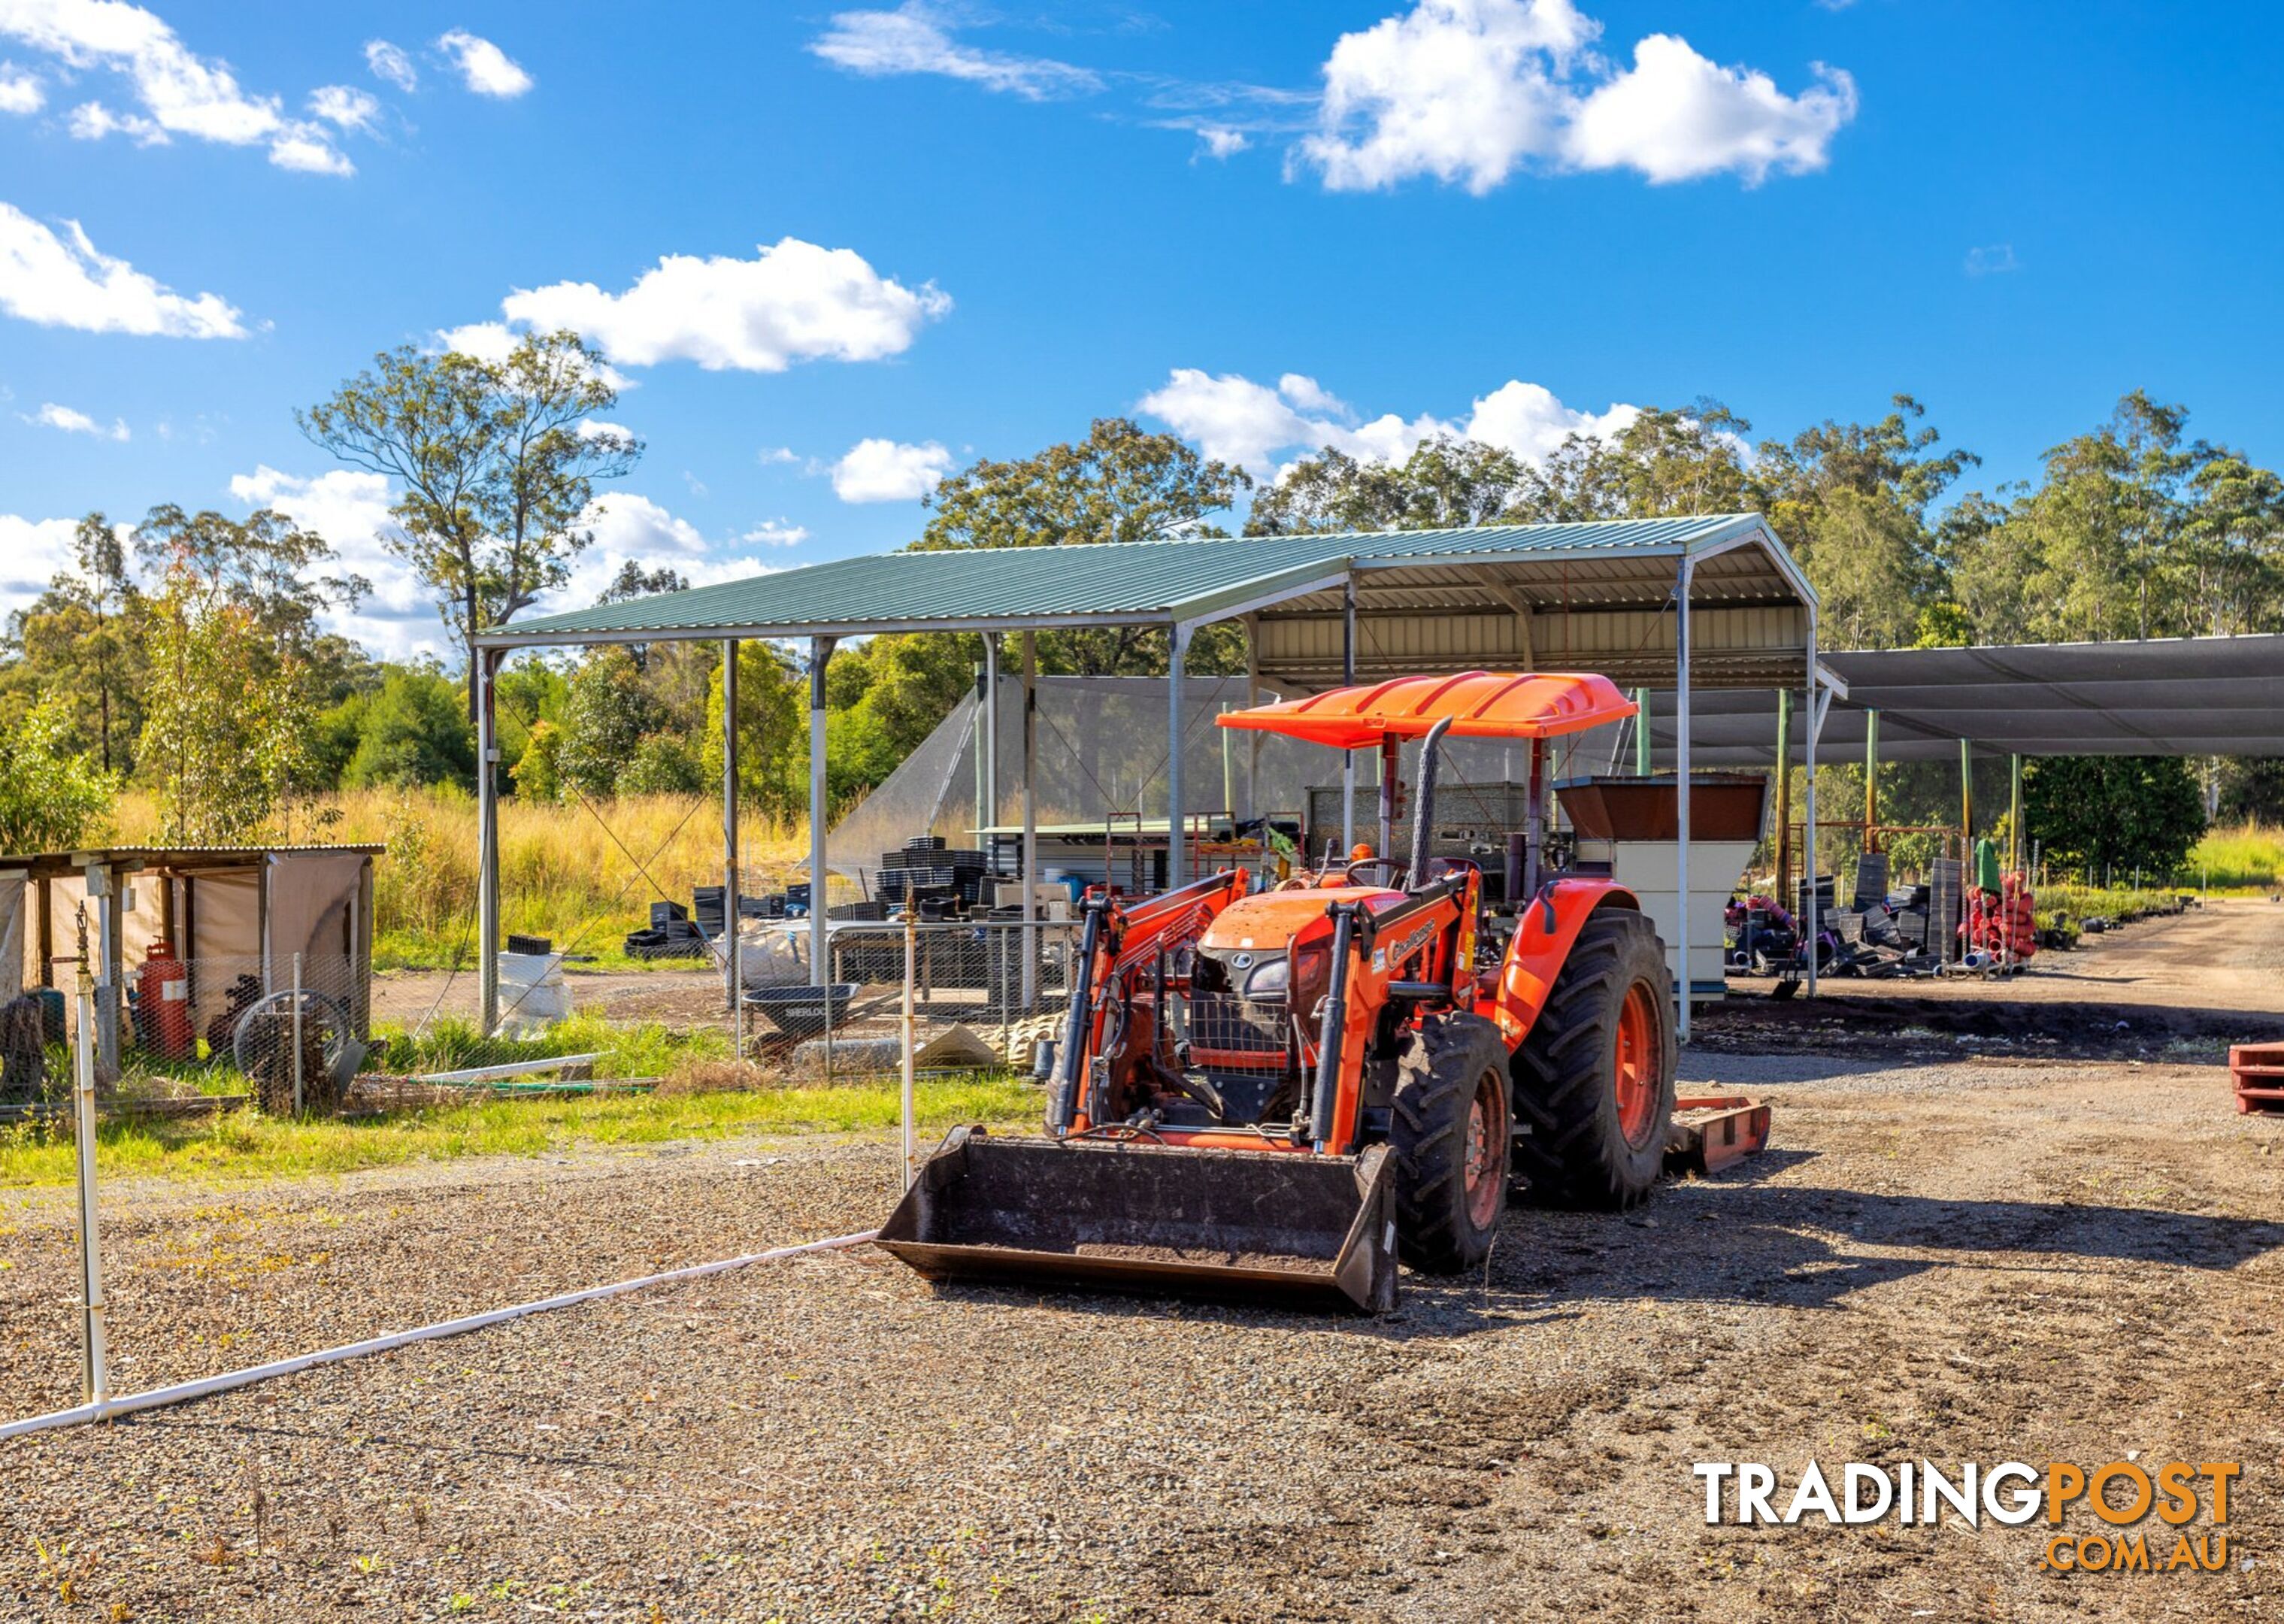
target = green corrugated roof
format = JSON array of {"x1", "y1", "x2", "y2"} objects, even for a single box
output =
[{"x1": 479, "y1": 514, "x2": 1775, "y2": 645}]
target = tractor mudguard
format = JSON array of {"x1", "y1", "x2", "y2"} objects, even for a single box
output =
[{"x1": 1489, "y1": 880, "x2": 1643, "y2": 1048}]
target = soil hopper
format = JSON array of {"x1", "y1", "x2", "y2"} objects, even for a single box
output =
[{"x1": 878, "y1": 671, "x2": 1764, "y2": 1311}]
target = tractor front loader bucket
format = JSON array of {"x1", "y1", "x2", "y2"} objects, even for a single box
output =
[{"x1": 877, "y1": 1128, "x2": 1401, "y2": 1313}]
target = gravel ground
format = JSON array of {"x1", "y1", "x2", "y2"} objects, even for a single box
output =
[{"x1": 5, "y1": 907, "x2": 2283, "y2": 1621}]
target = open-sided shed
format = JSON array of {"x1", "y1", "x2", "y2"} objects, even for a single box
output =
[
  {"x1": 477, "y1": 515, "x2": 1829, "y2": 1039},
  {"x1": 0, "y1": 845, "x2": 380, "y2": 1079}
]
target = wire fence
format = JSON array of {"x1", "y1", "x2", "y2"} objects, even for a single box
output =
[
  {"x1": 2, "y1": 951, "x2": 368, "y2": 1120},
  {"x1": 747, "y1": 917, "x2": 1081, "y2": 1082}
]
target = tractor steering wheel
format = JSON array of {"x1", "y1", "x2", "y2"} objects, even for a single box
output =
[{"x1": 1343, "y1": 858, "x2": 1407, "y2": 889}]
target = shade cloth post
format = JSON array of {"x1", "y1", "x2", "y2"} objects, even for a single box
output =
[
  {"x1": 1774, "y1": 687, "x2": 1792, "y2": 907},
  {"x1": 2010, "y1": 753, "x2": 2024, "y2": 875},
  {"x1": 1864, "y1": 709, "x2": 1880, "y2": 849}
]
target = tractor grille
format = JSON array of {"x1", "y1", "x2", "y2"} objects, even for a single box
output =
[{"x1": 1186, "y1": 992, "x2": 1296, "y2": 1074}]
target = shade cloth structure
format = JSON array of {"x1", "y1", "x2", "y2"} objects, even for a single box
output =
[
  {"x1": 1614, "y1": 635, "x2": 2284, "y2": 767},
  {"x1": 1218, "y1": 671, "x2": 1637, "y2": 750}
]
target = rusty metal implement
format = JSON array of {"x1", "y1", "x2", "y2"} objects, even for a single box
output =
[{"x1": 877, "y1": 1128, "x2": 1400, "y2": 1313}]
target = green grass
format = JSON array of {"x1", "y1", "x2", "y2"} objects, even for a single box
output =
[
  {"x1": 0, "y1": 1073, "x2": 1038, "y2": 1187},
  {"x1": 2189, "y1": 825, "x2": 2284, "y2": 892}
]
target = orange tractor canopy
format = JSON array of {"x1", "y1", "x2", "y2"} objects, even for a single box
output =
[{"x1": 880, "y1": 671, "x2": 1753, "y2": 1313}]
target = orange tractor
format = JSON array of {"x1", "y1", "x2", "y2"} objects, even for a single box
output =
[{"x1": 880, "y1": 671, "x2": 1767, "y2": 1311}]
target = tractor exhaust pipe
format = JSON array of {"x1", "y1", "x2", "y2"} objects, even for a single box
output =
[
  {"x1": 1307, "y1": 902, "x2": 1362, "y2": 1153},
  {"x1": 1407, "y1": 715, "x2": 1455, "y2": 889},
  {"x1": 1047, "y1": 898, "x2": 1107, "y2": 1136}
]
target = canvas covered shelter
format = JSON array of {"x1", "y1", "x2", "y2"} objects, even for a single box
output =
[
  {"x1": 477, "y1": 514, "x2": 1829, "y2": 1040},
  {"x1": 0, "y1": 845, "x2": 380, "y2": 1079}
]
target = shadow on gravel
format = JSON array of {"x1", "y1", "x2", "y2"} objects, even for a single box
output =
[
  {"x1": 1696, "y1": 992, "x2": 2284, "y2": 1062},
  {"x1": 943, "y1": 1177, "x2": 2284, "y2": 1340}
]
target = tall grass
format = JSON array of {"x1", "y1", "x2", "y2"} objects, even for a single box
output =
[
  {"x1": 110, "y1": 787, "x2": 816, "y2": 967},
  {"x1": 2188, "y1": 824, "x2": 2284, "y2": 891}
]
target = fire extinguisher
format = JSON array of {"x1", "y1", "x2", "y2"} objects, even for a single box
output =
[{"x1": 139, "y1": 941, "x2": 195, "y2": 1060}]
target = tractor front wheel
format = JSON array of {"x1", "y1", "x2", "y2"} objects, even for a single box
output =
[
  {"x1": 1390, "y1": 1013, "x2": 1511, "y2": 1273},
  {"x1": 1512, "y1": 907, "x2": 1677, "y2": 1210}
]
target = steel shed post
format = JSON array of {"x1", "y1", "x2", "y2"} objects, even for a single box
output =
[
  {"x1": 1241, "y1": 615, "x2": 1260, "y2": 824},
  {"x1": 477, "y1": 648, "x2": 502, "y2": 1037},
  {"x1": 808, "y1": 637, "x2": 836, "y2": 986},
  {"x1": 1021, "y1": 632, "x2": 1039, "y2": 1009},
  {"x1": 1804, "y1": 617, "x2": 1820, "y2": 1000},
  {"x1": 1168, "y1": 623, "x2": 1192, "y2": 886},
  {"x1": 1773, "y1": 687, "x2": 1792, "y2": 907},
  {"x1": 1341, "y1": 579, "x2": 1357, "y2": 853},
  {"x1": 1675, "y1": 559, "x2": 1695, "y2": 1041},
  {"x1": 722, "y1": 639, "x2": 742, "y2": 1050}
]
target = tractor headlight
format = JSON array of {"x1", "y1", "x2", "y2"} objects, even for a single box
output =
[{"x1": 1242, "y1": 955, "x2": 1289, "y2": 998}]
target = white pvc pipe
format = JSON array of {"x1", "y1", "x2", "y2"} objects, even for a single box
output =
[{"x1": 0, "y1": 1228, "x2": 879, "y2": 1445}]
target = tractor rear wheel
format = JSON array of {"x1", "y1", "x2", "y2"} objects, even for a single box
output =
[
  {"x1": 1512, "y1": 907, "x2": 1676, "y2": 1210},
  {"x1": 1390, "y1": 1013, "x2": 1510, "y2": 1273}
]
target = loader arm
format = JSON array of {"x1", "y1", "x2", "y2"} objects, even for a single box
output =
[{"x1": 1050, "y1": 868, "x2": 1252, "y2": 1137}]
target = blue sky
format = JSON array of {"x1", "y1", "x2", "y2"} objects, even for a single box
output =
[{"x1": 3, "y1": 0, "x2": 2280, "y2": 661}]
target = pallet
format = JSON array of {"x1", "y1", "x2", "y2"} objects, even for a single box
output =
[
  {"x1": 2229, "y1": 1043, "x2": 2284, "y2": 1115},
  {"x1": 1665, "y1": 1094, "x2": 1772, "y2": 1175}
]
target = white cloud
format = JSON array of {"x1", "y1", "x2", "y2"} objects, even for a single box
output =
[
  {"x1": 434, "y1": 320, "x2": 635, "y2": 392},
  {"x1": 810, "y1": 2, "x2": 1101, "y2": 100},
  {"x1": 581, "y1": 492, "x2": 706, "y2": 558},
  {"x1": 1964, "y1": 243, "x2": 2018, "y2": 277},
  {"x1": 490, "y1": 237, "x2": 951, "y2": 374},
  {"x1": 1297, "y1": 0, "x2": 1853, "y2": 193},
  {"x1": 228, "y1": 465, "x2": 434, "y2": 653},
  {"x1": 540, "y1": 495, "x2": 780, "y2": 616},
  {"x1": 0, "y1": 203, "x2": 246, "y2": 337},
  {"x1": 437, "y1": 319, "x2": 516, "y2": 363},
  {"x1": 1301, "y1": 0, "x2": 1592, "y2": 195},
  {"x1": 0, "y1": 59, "x2": 41, "y2": 113},
  {"x1": 67, "y1": 98, "x2": 162, "y2": 142},
  {"x1": 225, "y1": 474, "x2": 760, "y2": 659},
  {"x1": 309, "y1": 83, "x2": 379, "y2": 132},
  {"x1": 1139, "y1": 367, "x2": 1635, "y2": 477},
  {"x1": 0, "y1": 0, "x2": 354, "y2": 173},
  {"x1": 756, "y1": 445, "x2": 800, "y2": 465},
  {"x1": 1564, "y1": 35, "x2": 1855, "y2": 183},
  {"x1": 1194, "y1": 126, "x2": 1249, "y2": 160},
  {"x1": 1464, "y1": 379, "x2": 1637, "y2": 461},
  {"x1": 832, "y1": 437, "x2": 953, "y2": 502},
  {"x1": 0, "y1": 513, "x2": 75, "y2": 623},
  {"x1": 364, "y1": 38, "x2": 416, "y2": 92},
  {"x1": 742, "y1": 518, "x2": 809, "y2": 547},
  {"x1": 26, "y1": 400, "x2": 128, "y2": 439},
  {"x1": 436, "y1": 29, "x2": 532, "y2": 98},
  {"x1": 268, "y1": 126, "x2": 354, "y2": 175}
]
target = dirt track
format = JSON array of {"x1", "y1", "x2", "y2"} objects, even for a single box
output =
[{"x1": 4, "y1": 907, "x2": 2282, "y2": 1620}]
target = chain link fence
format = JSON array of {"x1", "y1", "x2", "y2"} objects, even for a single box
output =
[{"x1": 735, "y1": 917, "x2": 1080, "y2": 1083}]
